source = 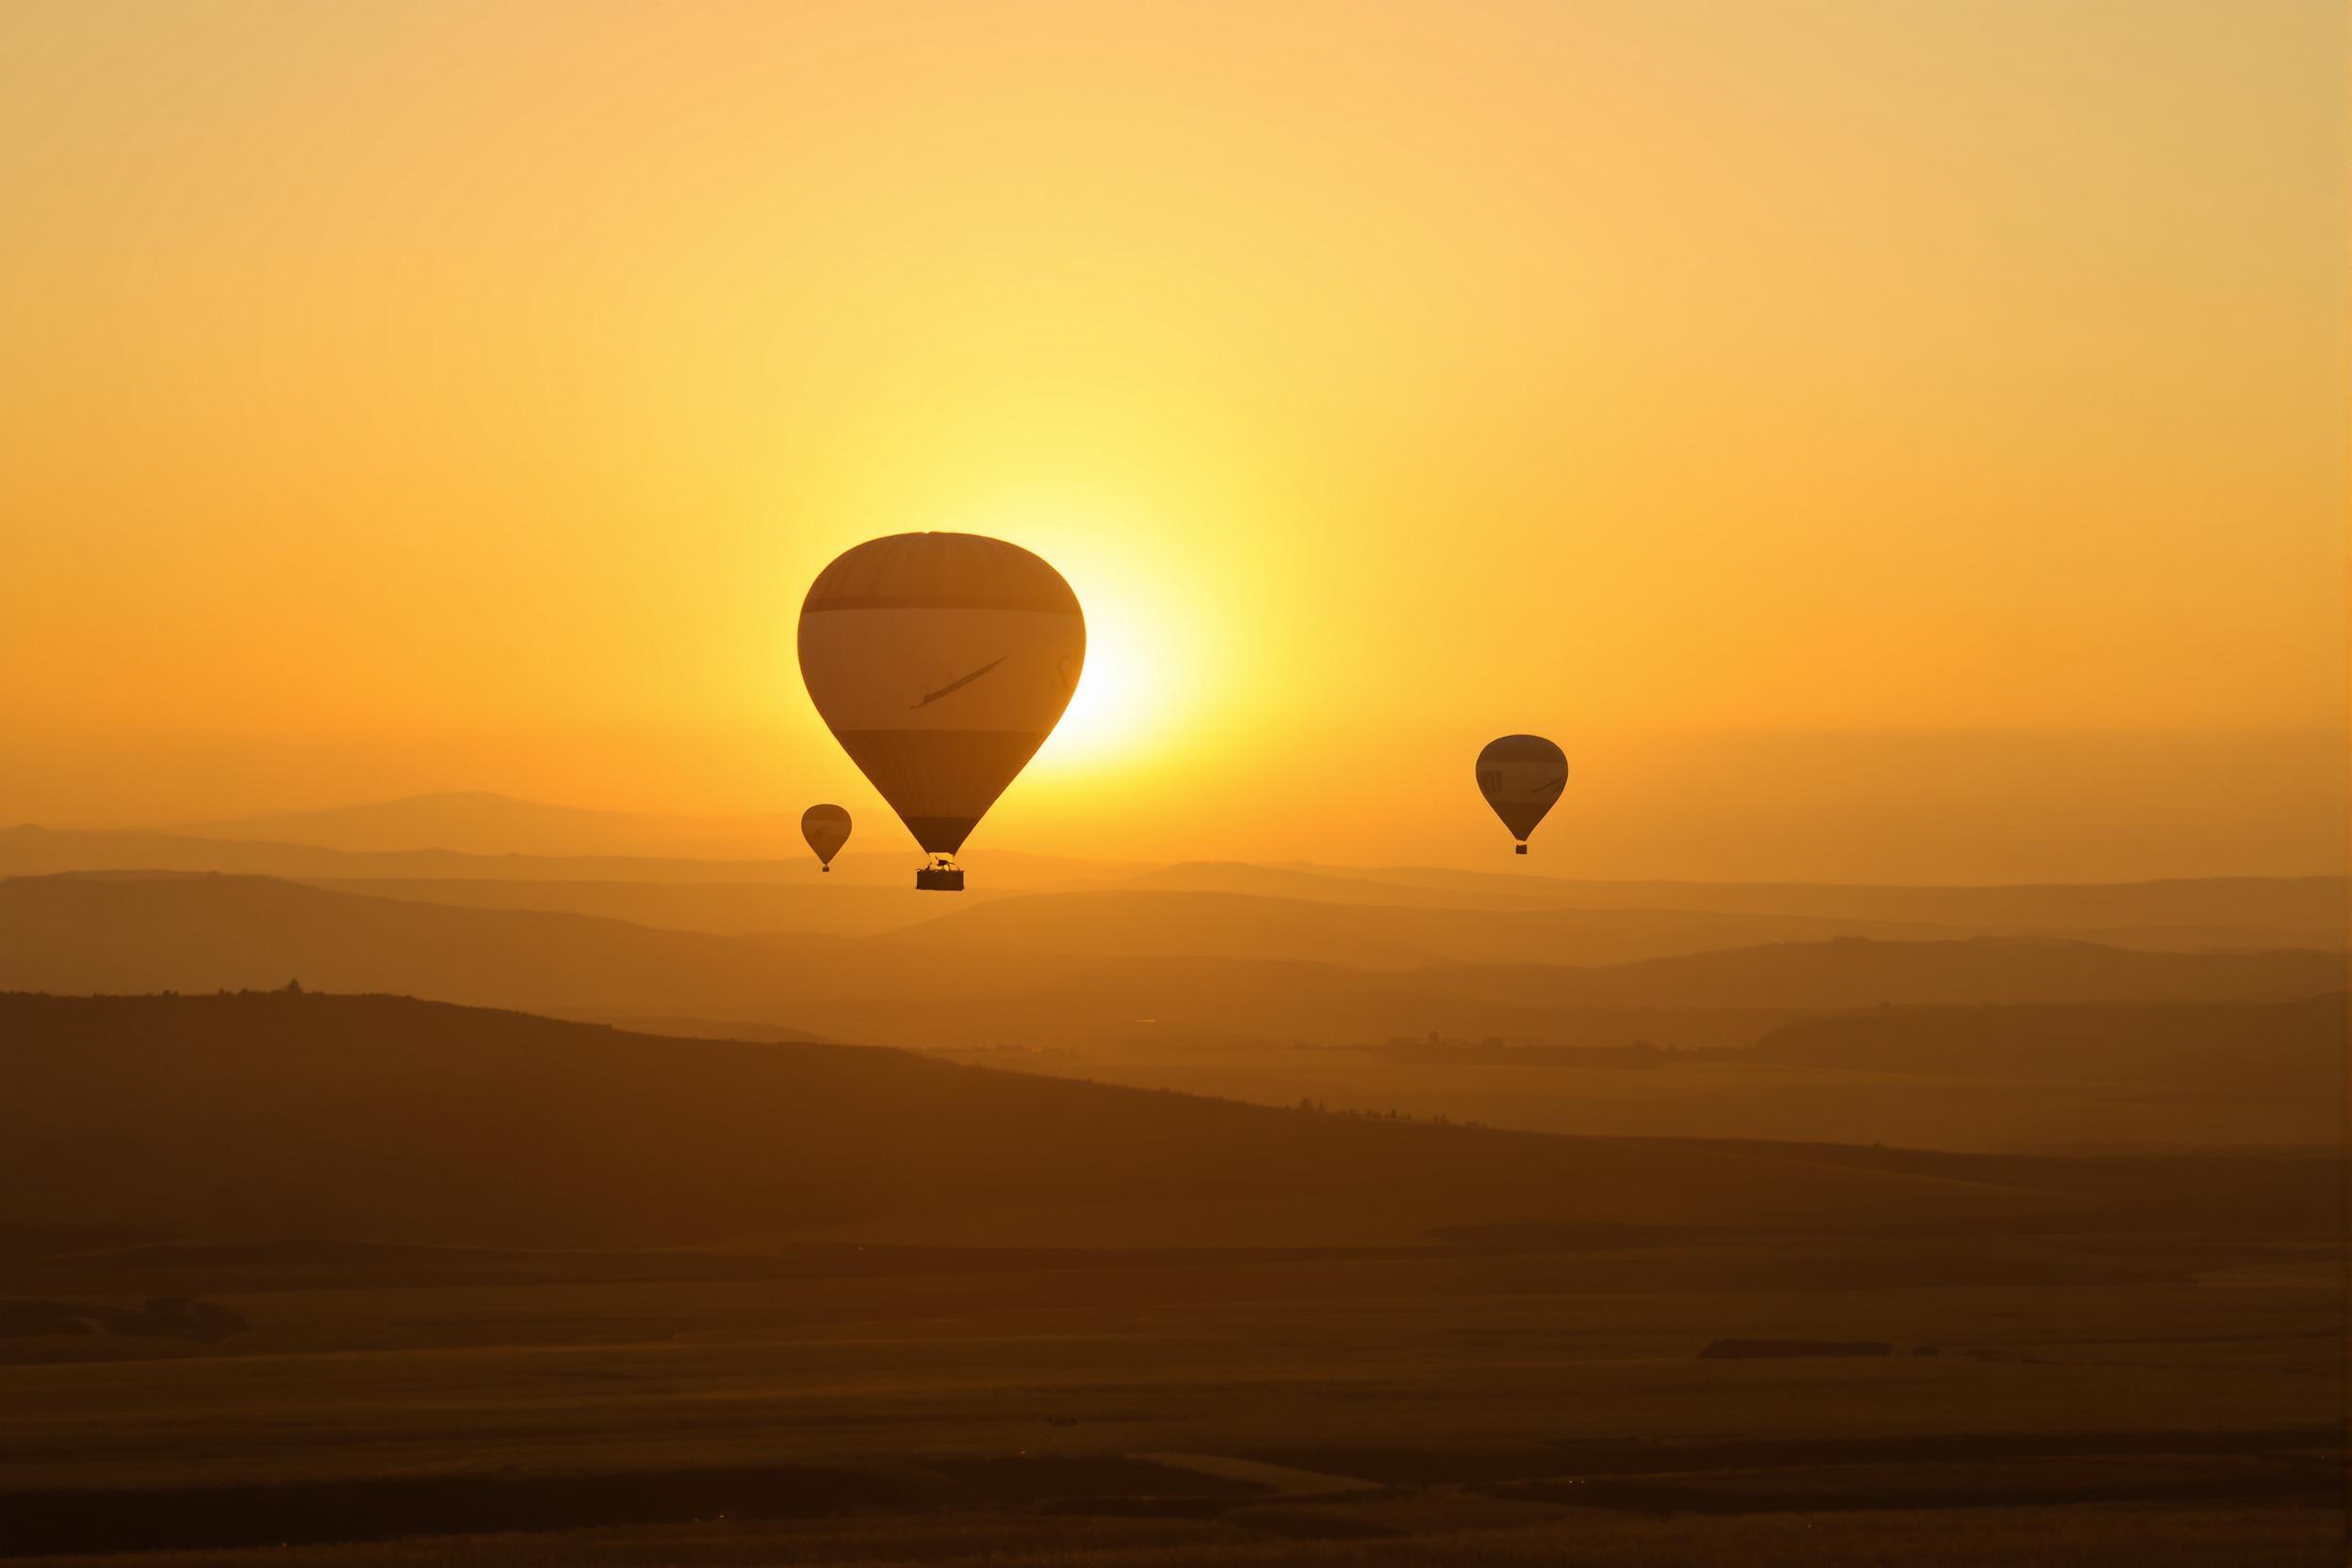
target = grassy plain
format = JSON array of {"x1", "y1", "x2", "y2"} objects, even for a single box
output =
[{"x1": 3, "y1": 1226, "x2": 2340, "y2": 1561}]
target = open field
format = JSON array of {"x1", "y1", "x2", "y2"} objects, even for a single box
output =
[
  {"x1": 2, "y1": 1225, "x2": 2341, "y2": 1560},
  {"x1": 7, "y1": 1505, "x2": 2344, "y2": 1568}
]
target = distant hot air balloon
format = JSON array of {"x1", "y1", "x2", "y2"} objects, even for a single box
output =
[
  {"x1": 1476, "y1": 734, "x2": 1567, "y2": 855},
  {"x1": 797, "y1": 532, "x2": 1085, "y2": 890},
  {"x1": 800, "y1": 804, "x2": 851, "y2": 872}
]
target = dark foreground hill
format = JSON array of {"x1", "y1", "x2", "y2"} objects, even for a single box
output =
[
  {"x1": 15, "y1": 991, "x2": 2328, "y2": 1252},
  {"x1": 0, "y1": 874, "x2": 2338, "y2": 1054}
]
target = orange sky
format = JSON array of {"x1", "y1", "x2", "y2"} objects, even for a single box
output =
[{"x1": 2, "y1": 1, "x2": 2343, "y2": 879}]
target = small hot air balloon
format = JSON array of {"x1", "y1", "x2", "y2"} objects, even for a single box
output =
[
  {"x1": 800, "y1": 804, "x2": 851, "y2": 872},
  {"x1": 1476, "y1": 734, "x2": 1567, "y2": 855},
  {"x1": 797, "y1": 532, "x2": 1084, "y2": 890}
]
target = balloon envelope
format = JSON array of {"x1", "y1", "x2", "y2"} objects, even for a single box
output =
[
  {"x1": 797, "y1": 532, "x2": 1084, "y2": 860},
  {"x1": 800, "y1": 803, "x2": 851, "y2": 869},
  {"x1": 1476, "y1": 734, "x2": 1568, "y2": 847}
]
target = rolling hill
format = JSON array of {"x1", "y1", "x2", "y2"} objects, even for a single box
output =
[
  {"x1": 166, "y1": 792, "x2": 1146, "y2": 878},
  {"x1": 0, "y1": 874, "x2": 2336, "y2": 1053},
  {"x1": 306, "y1": 876, "x2": 945, "y2": 938},
  {"x1": 1748, "y1": 995, "x2": 2348, "y2": 1093},
  {"x1": 8, "y1": 824, "x2": 2341, "y2": 955},
  {"x1": 0, "y1": 873, "x2": 853, "y2": 1024},
  {"x1": 1148, "y1": 863, "x2": 2351, "y2": 951},
  {"x1": 0, "y1": 874, "x2": 1818, "y2": 1049},
  {"x1": 0, "y1": 990, "x2": 2299, "y2": 1251},
  {"x1": 886, "y1": 888, "x2": 1970, "y2": 968},
  {"x1": 1408, "y1": 939, "x2": 2342, "y2": 1011}
]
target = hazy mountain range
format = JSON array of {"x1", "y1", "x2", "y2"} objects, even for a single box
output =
[
  {"x1": 169, "y1": 792, "x2": 840, "y2": 861},
  {"x1": 6, "y1": 790, "x2": 2344, "y2": 955}
]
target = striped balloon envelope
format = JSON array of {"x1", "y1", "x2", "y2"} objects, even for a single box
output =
[
  {"x1": 799, "y1": 804, "x2": 851, "y2": 872},
  {"x1": 1475, "y1": 734, "x2": 1568, "y2": 854},
  {"x1": 797, "y1": 533, "x2": 1085, "y2": 890}
]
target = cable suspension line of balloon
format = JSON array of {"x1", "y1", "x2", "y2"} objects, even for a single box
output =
[{"x1": 797, "y1": 532, "x2": 1085, "y2": 891}]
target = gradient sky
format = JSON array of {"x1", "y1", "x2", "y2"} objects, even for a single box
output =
[{"x1": 3, "y1": 0, "x2": 2343, "y2": 879}]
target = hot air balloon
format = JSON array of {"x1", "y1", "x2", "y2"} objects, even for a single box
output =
[
  {"x1": 1476, "y1": 734, "x2": 1567, "y2": 855},
  {"x1": 800, "y1": 804, "x2": 851, "y2": 872},
  {"x1": 797, "y1": 532, "x2": 1084, "y2": 890}
]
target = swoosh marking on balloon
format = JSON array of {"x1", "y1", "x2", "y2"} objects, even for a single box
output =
[
  {"x1": 911, "y1": 655, "x2": 1008, "y2": 709},
  {"x1": 1535, "y1": 775, "x2": 1566, "y2": 797}
]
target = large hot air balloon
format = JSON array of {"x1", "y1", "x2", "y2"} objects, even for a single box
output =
[
  {"x1": 797, "y1": 532, "x2": 1084, "y2": 890},
  {"x1": 1476, "y1": 734, "x2": 1567, "y2": 855},
  {"x1": 800, "y1": 804, "x2": 851, "y2": 872}
]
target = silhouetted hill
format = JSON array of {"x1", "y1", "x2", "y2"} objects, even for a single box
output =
[
  {"x1": 0, "y1": 875, "x2": 2337, "y2": 1054},
  {"x1": 0, "y1": 873, "x2": 855, "y2": 1024},
  {"x1": 0, "y1": 874, "x2": 1794, "y2": 1050},
  {"x1": 1413, "y1": 939, "x2": 2340, "y2": 1010},
  {"x1": 8, "y1": 828, "x2": 2339, "y2": 953},
  {"x1": 1153, "y1": 864, "x2": 2350, "y2": 951},
  {"x1": 0, "y1": 993, "x2": 2075, "y2": 1250},
  {"x1": 0, "y1": 872, "x2": 1756, "y2": 1048},
  {"x1": 892, "y1": 889, "x2": 1968, "y2": 969},
  {"x1": 1749, "y1": 996, "x2": 2347, "y2": 1094},
  {"x1": 307, "y1": 877, "x2": 941, "y2": 938}
]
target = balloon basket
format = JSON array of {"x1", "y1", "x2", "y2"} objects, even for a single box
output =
[
  {"x1": 1514, "y1": 842, "x2": 1527, "y2": 855},
  {"x1": 916, "y1": 866, "x2": 966, "y2": 892}
]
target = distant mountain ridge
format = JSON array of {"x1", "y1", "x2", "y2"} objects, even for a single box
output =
[
  {"x1": 161, "y1": 792, "x2": 1143, "y2": 877},
  {"x1": 0, "y1": 825, "x2": 1113, "y2": 907},
  {"x1": 168, "y1": 792, "x2": 807, "y2": 859},
  {"x1": 6, "y1": 823, "x2": 2342, "y2": 952}
]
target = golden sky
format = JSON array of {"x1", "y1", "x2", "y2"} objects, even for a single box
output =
[{"x1": 3, "y1": 1, "x2": 2343, "y2": 878}]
